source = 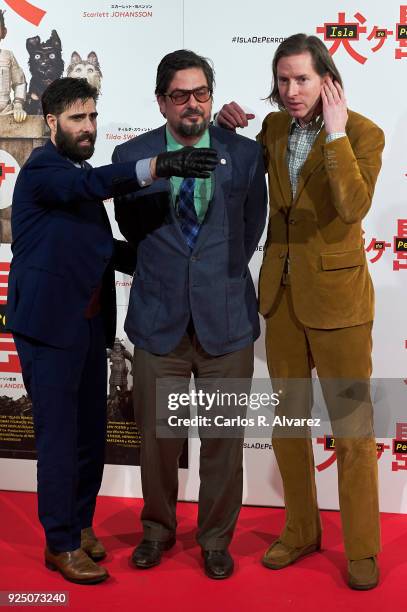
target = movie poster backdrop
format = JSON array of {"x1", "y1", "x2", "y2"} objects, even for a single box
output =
[{"x1": 0, "y1": 0, "x2": 405, "y2": 512}]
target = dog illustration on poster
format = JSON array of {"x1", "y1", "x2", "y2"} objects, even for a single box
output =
[
  {"x1": 25, "y1": 29, "x2": 64, "y2": 115},
  {"x1": 66, "y1": 51, "x2": 103, "y2": 93}
]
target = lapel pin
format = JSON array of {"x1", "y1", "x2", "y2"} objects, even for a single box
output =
[{"x1": 220, "y1": 158, "x2": 227, "y2": 165}]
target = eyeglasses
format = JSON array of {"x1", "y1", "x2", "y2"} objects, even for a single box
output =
[{"x1": 164, "y1": 86, "x2": 212, "y2": 105}]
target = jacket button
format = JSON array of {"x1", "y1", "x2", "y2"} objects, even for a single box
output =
[
  {"x1": 279, "y1": 252, "x2": 285, "y2": 258},
  {"x1": 190, "y1": 256, "x2": 198, "y2": 262},
  {"x1": 289, "y1": 219, "x2": 296, "y2": 225}
]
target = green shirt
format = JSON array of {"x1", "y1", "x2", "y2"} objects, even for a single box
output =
[{"x1": 166, "y1": 126, "x2": 213, "y2": 224}]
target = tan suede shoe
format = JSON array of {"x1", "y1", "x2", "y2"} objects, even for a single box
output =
[
  {"x1": 45, "y1": 547, "x2": 109, "y2": 584},
  {"x1": 81, "y1": 527, "x2": 106, "y2": 561},
  {"x1": 348, "y1": 556, "x2": 379, "y2": 590},
  {"x1": 262, "y1": 538, "x2": 321, "y2": 569}
]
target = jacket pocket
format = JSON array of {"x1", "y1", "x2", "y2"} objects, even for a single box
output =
[{"x1": 321, "y1": 248, "x2": 365, "y2": 271}]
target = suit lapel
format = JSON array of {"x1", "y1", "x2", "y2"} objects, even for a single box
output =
[
  {"x1": 292, "y1": 125, "x2": 325, "y2": 206},
  {"x1": 272, "y1": 115, "x2": 292, "y2": 208},
  {"x1": 144, "y1": 126, "x2": 231, "y2": 254},
  {"x1": 144, "y1": 127, "x2": 191, "y2": 252}
]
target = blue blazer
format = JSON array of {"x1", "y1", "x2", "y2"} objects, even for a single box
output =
[
  {"x1": 113, "y1": 125, "x2": 267, "y2": 356},
  {"x1": 7, "y1": 140, "x2": 140, "y2": 349}
]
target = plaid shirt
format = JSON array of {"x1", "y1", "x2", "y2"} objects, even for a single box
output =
[
  {"x1": 287, "y1": 115, "x2": 323, "y2": 198},
  {"x1": 284, "y1": 118, "x2": 345, "y2": 278}
]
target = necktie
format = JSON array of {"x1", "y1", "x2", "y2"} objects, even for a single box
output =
[{"x1": 178, "y1": 177, "x2": 200, "y2": 250}]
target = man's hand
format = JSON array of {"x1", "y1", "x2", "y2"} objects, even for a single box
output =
[
  {"x1": 321, "y1": 77, "x2": 348, "y2": 135},
  {"x1": 153, "y1": 147, "x2": 218, "y2": 179},
  {"x1": 216, "y1": 101, "x2": 255, "y2": 130},
  {"x1": 13, "y1": 102, "x2": 27, "y2": 123}
]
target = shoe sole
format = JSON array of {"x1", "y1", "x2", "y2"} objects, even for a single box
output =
[
  {"x1": 132, "y1": 558, "x2": 161, "y2": 570},
  {"x1": 348, "y1": 577, "x2": 379, "y2": 591},
  {"x1": 45, "y1": 560, "x2": 108, "y2": 584},
  {"x1": 262, "y1": 558, "x2": 292, "y2": 570},
  {"x1": 204, "y1": 568, "x2": 234, "y2": 580},
  {"x1": 349, "y1": 582, "x2": 379, "y2": 591}
]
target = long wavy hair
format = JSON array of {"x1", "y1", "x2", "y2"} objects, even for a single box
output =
[{"x1": 266, "y1": 34, "x2": 343, "y2": 109}]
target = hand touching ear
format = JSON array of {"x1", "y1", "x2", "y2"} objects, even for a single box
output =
[{"x1": 321, "y1": 76, "x2": 348, "y2": 135}]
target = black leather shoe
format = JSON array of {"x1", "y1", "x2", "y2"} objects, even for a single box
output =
[
  {"x1": 202, "y1": 549, "x2": 234, "y2": 579},
  {"x1": 131, "y1": 537, "x2": 176, "y2": 569}
]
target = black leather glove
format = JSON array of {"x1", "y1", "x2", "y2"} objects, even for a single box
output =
[{"x1": 155, "y1": 147, "x2": 218, "y2": 179}]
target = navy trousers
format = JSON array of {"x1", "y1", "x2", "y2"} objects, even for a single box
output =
[{"x1": 14, "y1": 315, "x2": 107, "y2": 552}]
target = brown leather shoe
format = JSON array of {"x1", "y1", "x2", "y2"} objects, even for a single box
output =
[
  {"x1": 262, "y1": 538, "x2": 321, "y2": 569},
  {"x1": 45, "y1": 547, "x2": 109, "y2": 584},
  {"x1": 81, "y1": 527, "x2": 106, "y2": 561},
  {"x1": 348, "y1": 556, "x2": 379, "y2": 590}
]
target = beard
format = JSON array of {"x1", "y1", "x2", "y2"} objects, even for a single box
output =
[
  {"x1": 176, "y1": 108, "x2": 209, "y2": 138},
  {"x1": 55, "y1": 123, "x2": 96, "y2": 162}
]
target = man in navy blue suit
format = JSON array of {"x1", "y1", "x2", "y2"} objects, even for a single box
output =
[
  {"x1": 113, "y1": 50, "x2": 267, "y2": 579},
  {"x1": 6, "y1": 77, "x2": 218, "y2": 584}
]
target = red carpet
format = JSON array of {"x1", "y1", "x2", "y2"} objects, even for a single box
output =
[{"x1": 0, "y1": 491, "x2": 406, "y2": 611}]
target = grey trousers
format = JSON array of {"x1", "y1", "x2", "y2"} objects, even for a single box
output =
[{"x1": 132, "y1": 330, "x2": 254, "y2": 550}]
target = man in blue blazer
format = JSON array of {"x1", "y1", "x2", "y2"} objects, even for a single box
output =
[
  {"x1": 6, "y1": 77, "x2": 218, "y2": 584},
  {"x1": 113, "y1": 50, "x2": 267, "y2": 579}
]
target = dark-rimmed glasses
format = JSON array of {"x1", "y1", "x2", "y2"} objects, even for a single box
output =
[{"x1": 164, "y1": 86, "x2": 212, "y2": 105}]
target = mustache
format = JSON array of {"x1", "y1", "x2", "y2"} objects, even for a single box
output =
[
  {"x1": 181, "y1": 109, "x2": 204, "y2": 118},
  {"x1": 77, "y1": 133, "x2": 96, "y2": 143}
]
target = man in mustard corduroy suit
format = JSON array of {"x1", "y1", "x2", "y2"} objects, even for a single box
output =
[{"x1": 217, "y1": 33, "x2": 384, "y2": 590}]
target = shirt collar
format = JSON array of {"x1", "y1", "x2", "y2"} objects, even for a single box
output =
[
  {"x1": 69, "y1": 159, "x2": 82, "y2": 168},
  {"x1": 165, "y1": 125, "x2": 210, "y2": 150},
  {"x1": 290, "y1": 114, "x2": 323, "y2": 133}
]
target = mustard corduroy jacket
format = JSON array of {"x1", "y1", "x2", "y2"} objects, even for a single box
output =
[{"x1": 258, "y1": 109, "x2": 385, "y2": 329}]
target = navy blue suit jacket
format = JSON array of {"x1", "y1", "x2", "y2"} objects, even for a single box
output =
[
  {"x1": 7, "y1": 140, "x2": 140, "y2": 349},
  {"x1": 113, "y1": 125, "x2": 267, "y2": 356}
]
